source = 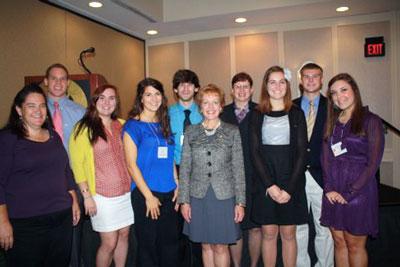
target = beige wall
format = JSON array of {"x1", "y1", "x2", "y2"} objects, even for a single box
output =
[
  {"x1": 147, "y1": 11, "x2": 400, "y2": 187},
  {"x1": 148, "y1": 42, "x2": 185, "y2": 102},
  {"x1": 0, "y1": 0, "x2": 145, "y2": 124},
  {"x1": 337, "y1": 22, "x2": 391, "y2": 122},
  {"x1": 147, "y1": 21, "x2": 391, "y2": 114},
  {"x1": 235, "y1": 32, "x2": 279, "y2": 103},
  {"x1": 283, "y1": 27, "x2": 333, "y2": 98},
  {"x1": 189, "y1": 38, "x2": 231, "y2": 95}
]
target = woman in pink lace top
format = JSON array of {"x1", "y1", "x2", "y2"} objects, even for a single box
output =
[{"x1": 69, "y1": 85, "x2": 134, "y2": 267}]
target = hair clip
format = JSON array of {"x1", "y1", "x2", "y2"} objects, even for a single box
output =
[{"x1": 284, "y1": 68, "x2": 292, "y2": 82}]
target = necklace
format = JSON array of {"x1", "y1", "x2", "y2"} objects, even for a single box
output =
[{"x1": 202, "y1": 120, "x2": 221, "y2": 136}]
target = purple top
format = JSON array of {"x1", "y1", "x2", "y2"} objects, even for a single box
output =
[
  {"x1": 0, "y1": 129, "x2": 75, "y2": 219},
  {"x1": 320, "y1": 109, "x2": 384, "y2": 236}
]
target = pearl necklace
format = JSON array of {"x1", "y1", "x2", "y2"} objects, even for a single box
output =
[{"x1": 202, "y1": 120, "x2": 221, "y2": 136}]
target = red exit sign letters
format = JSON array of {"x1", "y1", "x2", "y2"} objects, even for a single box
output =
[{"x1": 364, "y1": 37, "x2": 385, "y2": 57}]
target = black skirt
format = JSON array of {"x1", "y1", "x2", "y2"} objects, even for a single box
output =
[{"x1": 251, "y1": 145, "x2": 308, "y2": 225}]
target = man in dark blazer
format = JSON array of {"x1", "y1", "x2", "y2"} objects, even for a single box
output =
[
  {"x1": 220, "y1": 72, "x2": 261, "y2": 267},
  {"x1": 294, "y1": 63, "x2": 333, "y2": 267}
]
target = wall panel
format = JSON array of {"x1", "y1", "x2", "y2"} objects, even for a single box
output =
[
  {"x1": 284, "y1": 27, "x2": 333, "y2": 98},
  {"x1": 189, "y1": 38, "x2": 231, "y2": 96},
  {"x1": 148, "y1": 42, "x2": 185, "y2": 103},
  {"x1": 337, "y1": 22, "x2": 391, "y2": 121},
  {"x1": 235, "y1": 33, "x2": 279, "y2": 103}
]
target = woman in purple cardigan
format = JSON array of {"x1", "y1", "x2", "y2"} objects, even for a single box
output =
[
  {"x1": 320, "y1": 73, "x2": 384, "y2": 267},
  {"x1": 0, "y1": 84, "x2": 80, "y2": 267}
]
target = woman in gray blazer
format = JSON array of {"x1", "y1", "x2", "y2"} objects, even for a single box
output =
[{"x1": 178, "y1": 84, "x2": 246, "y2": 267}]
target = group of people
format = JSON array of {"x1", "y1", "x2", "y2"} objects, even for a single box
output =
[{"x1": 0, "y1": 62, "x2": 384, "y2": 267}]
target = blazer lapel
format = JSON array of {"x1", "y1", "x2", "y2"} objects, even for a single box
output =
[
  {"x1": 310, "y1": 95, "x2": 326, "y2": 142},
  {"x1": 223, "y1": 104, "x2": 238, "y2": 125}
]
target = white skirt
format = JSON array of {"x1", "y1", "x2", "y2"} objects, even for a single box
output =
[{"x1": 91, "y1": 192, "x2": 134, "y2": 232}]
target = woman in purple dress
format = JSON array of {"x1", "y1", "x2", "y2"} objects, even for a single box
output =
[{"x1": 320, "y1": 73, "x2": 384, "y2": 267}]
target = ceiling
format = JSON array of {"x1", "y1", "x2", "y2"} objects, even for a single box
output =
[{"x1": 45, "y1": 0, "x2": 400, "y2": 40}]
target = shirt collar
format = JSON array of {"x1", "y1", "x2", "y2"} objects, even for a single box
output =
[
  {"x1": 47, "y1": 95, "x2": 68, "y2": 105},
  {"x1": 234, "y1": 102, "x2": 249, "y2": 112},
  {"x1": 302, "y1": 94, "x2": 320, "y2": 107},
  {"x1": 178, "y1": 101, "x2": 199, "y2": 112}
]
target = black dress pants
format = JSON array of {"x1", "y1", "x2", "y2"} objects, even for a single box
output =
[
  {"x1": 132, "y1": 189, "x2": 180, "y2": 267},
  {"x1": 5, "y1": 208, "x2": 73, "y2": 267}
]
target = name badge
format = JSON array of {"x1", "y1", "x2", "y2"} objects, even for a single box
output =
[
  {"x1": 158, "y1": 146, "x2": 168, "y2": 159},
  {"x1": 180, "y1": 134, "x2": 184, "y2": 146},
  {"x1": 331, "y1": 141, "x2": 348, "y2": 157}
]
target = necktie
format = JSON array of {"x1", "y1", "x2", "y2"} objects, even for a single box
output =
[
  {"x1": 236, "y1": 108, "x2": 247, "y2": 123},
  {"x1": 183, "y1": 109, "x2": 191, "y2": 131},
  {"x1": 53, "y1": 101, "x2": 64, "y2": 141},
  {"x1": 306, "y1": 100, "x2": 316, "y2": 141}
]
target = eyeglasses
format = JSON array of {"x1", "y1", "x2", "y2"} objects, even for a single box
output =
[
  {"x1": 233, "y1": 85, "x2": 251, "y2": 90},
  {"x1": 302, "y1": 74, "x2": 321, "y2": 80}
]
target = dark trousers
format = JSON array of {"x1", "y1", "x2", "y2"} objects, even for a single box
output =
[
  {"x1": 80, "y1": 216, "x2": 100, "y2": 267},
  {"x1": 132, "y1": 189, "x2": 180, "y2": 267},
  {"x1": 5, "y1": 208, "x2": 73, "y2": 267},
  {"x1": 177, "y1": 215, "x2": 203, "y2": 267},
  {"x1": 69, "y1": 223, "x2": 82, "y2": 267}
]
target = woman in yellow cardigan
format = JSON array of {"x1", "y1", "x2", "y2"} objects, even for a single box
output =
[{"x1": 69, "y1": 85, "x2": 134, "y2": 267}]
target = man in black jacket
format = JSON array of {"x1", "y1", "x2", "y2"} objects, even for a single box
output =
[
  {"x1": 221, "y1": 72, "x2": 261, "y2": 267},
  {"x1": 294, "y1": 63, "x2": 333, "y2": 267}
]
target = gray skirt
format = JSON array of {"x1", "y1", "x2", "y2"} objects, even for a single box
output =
[{"x1": 183, "y1": 186, "x2": 241, "y2": 244}]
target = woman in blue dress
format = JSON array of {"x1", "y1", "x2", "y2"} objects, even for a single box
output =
[{"x1": 122, "y1": 78, "x2": 179, "y2": 267}]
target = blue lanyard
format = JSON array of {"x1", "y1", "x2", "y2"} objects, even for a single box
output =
[{"x1": 147, "y1": 122, "x2": 167, "y2": 146}]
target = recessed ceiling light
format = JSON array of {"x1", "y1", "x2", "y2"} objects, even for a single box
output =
[
  {"x1": 235, "y1": 17, "x2": 247, "y2": 23},
  {"x1": 89, "y1": 1, "x2": 103, "y2": 8},
  {"x1": 336, "y1": 6, "x2": 349, "y2": 12},
  {"x1": 147, "y1": 30, "x2": 158, "y2": 35}
]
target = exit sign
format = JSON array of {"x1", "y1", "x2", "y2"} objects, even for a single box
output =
[{"x1": 364, "y1": 37, "x2": 385, "y2": 57}]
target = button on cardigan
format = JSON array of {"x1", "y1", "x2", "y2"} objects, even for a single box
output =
[{"x1": 178, "y1": 121, "x2": 246, "y2": 206}]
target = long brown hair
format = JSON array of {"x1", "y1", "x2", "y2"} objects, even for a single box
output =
[
  {"x1": 74, "y1": 84, "x2": 120, "y2": 144},
  {"x1": 128, "y1": 78, "x2": 171, "y2": 139},
  {"x1": 257, "y1": 66, "x2": 292, "y2": 113},
  {"x1": 324, "y1": 73, "x2": 365, "y2": 140}
]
